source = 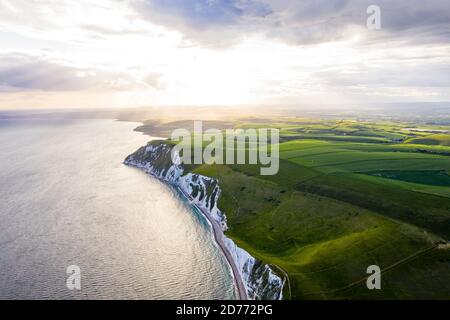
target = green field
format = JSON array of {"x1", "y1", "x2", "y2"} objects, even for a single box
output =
[
  {"x1": 152, "y1": 118, "x2": 450, "y2": 299},
  {"x1": 406, "y1": 134, "x2": 450, "y2": 146}
]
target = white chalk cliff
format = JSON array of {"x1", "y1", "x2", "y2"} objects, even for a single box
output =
[{"x1": 124, "y1": 141, "x2": 284, "y2": 300}]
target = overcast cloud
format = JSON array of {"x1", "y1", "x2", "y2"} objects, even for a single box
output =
[{"x1": 0, "y1": 0, "x2": 449, "y2": 109}]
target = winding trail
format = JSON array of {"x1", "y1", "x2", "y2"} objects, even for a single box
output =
[
  {"x1": 177, "y1": 187, "x2": 248, "y2": 300},
  {"x1": 301, "y1": 244, "x2": 438, "y2": 297}
]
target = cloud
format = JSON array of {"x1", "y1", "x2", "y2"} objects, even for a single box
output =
[
  {"x1": 131, "y1": 0, "x2": 274, "y2": 46},
  {"x1": 316, "y1": 64, "x2": 450, "y2": 89},
  {"x1": 0, "y1": 0, "x2": 449, "y2": 108},
  {"x1": 80, "y1": 24, "x2": 151, "y2": 37},
  {"x1": 143, "y1": 72, "x2": 164, "y2": 89},
  {"x1": 134, "y1": 0, "x2": 272, "y2": 27},
  {"x1": 0, "y1": 53, "x2": 156, "y2": 92},
  {"x1": 131, "y1": 0, "x2": 450, "y2": 47}
]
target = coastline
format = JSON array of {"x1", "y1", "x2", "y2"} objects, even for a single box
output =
[
  {"x1": 124, "y1": 141, "x2": 285, "y2": 300},
  {"x1": 123, "y1": 161, "x2": 248, "y2": 299},
  {"x1": 176, "y1": 186, "x2": 248, "y2": 300}
]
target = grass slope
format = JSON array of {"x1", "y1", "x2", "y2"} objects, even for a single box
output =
[
  {"x1": 153, "y1": 118, "x2": 450, "y2": 299},
  {"x1": 192, "y1": 164, "x2": 447, "y2": 299}
]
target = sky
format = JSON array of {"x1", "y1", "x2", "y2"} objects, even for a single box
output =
[{"x1": 0, "y1": 0, "x2": 449, "y2": 109}]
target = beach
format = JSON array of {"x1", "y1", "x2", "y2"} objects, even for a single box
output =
[{"x1": 177, "y1": 187, "x2": 248, "y2": 300}]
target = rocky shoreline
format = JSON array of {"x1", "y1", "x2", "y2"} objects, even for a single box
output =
[{"x1": 124, "y1": 141, "x2": 284, "y2": 300}]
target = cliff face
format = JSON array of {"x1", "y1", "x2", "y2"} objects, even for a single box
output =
[{"x1": 124, "y1": 141, "x2": 284, "y2": 300}]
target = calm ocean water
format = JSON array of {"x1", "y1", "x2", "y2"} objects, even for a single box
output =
[{"x1": 0, "y1": 118, "x2": 235, "y2": 299}]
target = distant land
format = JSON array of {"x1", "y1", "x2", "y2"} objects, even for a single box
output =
[{"x1": 1, "y1": 102, "x2": 450, "y2": 126}]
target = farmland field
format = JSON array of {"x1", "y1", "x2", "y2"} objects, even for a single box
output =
[
  {"x1": 184, "y1": 118, "x2": 450, "y2": 299},
  {"x1": 140, "y1": 116, "x2": 450, "y2": 299}
]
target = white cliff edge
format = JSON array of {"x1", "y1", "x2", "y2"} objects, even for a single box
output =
[{"x1": 124, "y1": 142, "x2": 285, "y2": 300}]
